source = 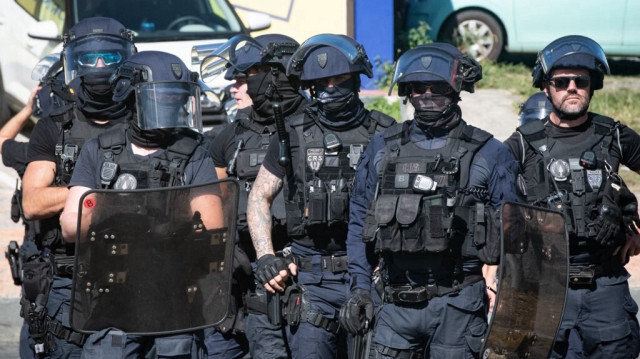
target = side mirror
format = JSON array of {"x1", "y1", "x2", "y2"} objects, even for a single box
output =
[
  {"x1": 27, "y1": 20, "x2": 61, "y2": 41},
  {"x1": 245, "y1": 11, "x2": 271, "y2": 32}
]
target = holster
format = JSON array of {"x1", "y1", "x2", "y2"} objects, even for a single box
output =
[
  {"x1": 283, "y1": 284, "x2": 302, "y2": 327},
  {"x1": 20, "y1": 256, "x2": 54, "y2": 353},
  {"x1": 5, "y1": 241, "x2": 22, "y2": 285}
]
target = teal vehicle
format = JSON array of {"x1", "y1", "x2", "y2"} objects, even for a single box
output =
[{"x1": 406, "y1": 0, "x2": 640, "y2": 61}]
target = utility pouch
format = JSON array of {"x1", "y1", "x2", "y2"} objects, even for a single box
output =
[
  {"x1": 237, "y1": 149, "x2": 265, "y2": 179},
  {"x1": 375, "y1": 195, "x2": 399, "y2": 253},
  {"x1": 473, "y1": 204, "x2": 501, "y2": 264},
  {"x1": 307, "y1": 191, "x2": 327, "y2": 224},
  {"x1": 329, "y1": 191, "x2": 349, "y2": 223},
  {"x1": 422, "y1": 194, "x2": 450, "y2": 252},
  {"x1": 284, "y1": 285, "x2": 302, "y2": 327},
  {"x1": 396, "y1": 194, "x2": 423, "y2": 252},
  {"x1": 11, "y1": 188, "x2": 21, "y2": 223}
]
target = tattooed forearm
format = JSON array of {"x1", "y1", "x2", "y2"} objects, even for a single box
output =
[{"x1": 248, "y1": 166, "x2": 284, "y2": 258}]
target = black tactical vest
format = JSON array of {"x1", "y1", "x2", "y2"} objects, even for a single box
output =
[
  {"x1": 364, "y1": 120, "x2": 493, "y2": 259},
  {"x1": 97, "y1": 127, "x2": 199, "y2": 190},
  {"x1": 517, "y1": 115, "x2": 622, "y2": 250},
  {"x1": 227, "y1": 115, "x2": 287, "y2": 231},
  {"x1": 284, "y1": 109, "x2": 395, "y2": 250}
]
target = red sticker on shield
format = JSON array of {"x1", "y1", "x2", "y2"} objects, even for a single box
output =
[{"x1": 84, "y1": 198, "x2": 96, "y2": 209}]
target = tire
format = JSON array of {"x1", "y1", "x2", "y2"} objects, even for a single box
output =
[{"x1": 439, "y1": 10, "x2": 504, "y2": 62}]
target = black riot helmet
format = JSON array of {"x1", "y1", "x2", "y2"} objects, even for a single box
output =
[
  {"x1": 198, "y1": 34, "x2": 299, "y2": 83},
  {"x1": 62, "y1": 17, "x2": 136, "y2": 84},
  {"x1": 532, "y1": 35, "x2": 610, "y2": 90},
  {"x1": 286, "y1": 34, "x2": 373, "y2": 82},
  {"x1": 389, "y1": 43, "x2": 482, "y2": 96},
  {"x1": 111, "y1": 51, "x2": 202, "y2": 132},
  {"x1": 519, "y1": 92, "x2": 553, "y2": 126}
]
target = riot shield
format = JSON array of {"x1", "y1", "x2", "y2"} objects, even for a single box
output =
[
  {"x1": 70, "y1": 179, "x2": 239, "y2": 335},
  {"x1": 482, "y1": 202, "x2": 568, "y2": 359}
]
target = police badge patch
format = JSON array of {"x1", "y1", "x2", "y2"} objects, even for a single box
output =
[
  {"x1": 421, "y1": 56, "x2": 432, "y2": 69},
  {"x1": 171, "y1": 63, "x2": 183, "y2": 79},
  {"x1": 317, "y1": 53, "x2": 328, "y2": 68},
  {"x1": 586, "y1": 169, "x2": 603, "y2": 190},
  {"x1": 307, "y1": 148, "x2": 324, "y2": 172}
]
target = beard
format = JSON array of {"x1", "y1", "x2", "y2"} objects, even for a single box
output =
[{"x1": 551, "y1": 92, "x2": 590, "y2": 121}]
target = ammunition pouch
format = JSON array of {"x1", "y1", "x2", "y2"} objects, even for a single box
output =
[
  {"x1": 373, "y1": 193, "x2": 451, "y2": 254},
  {"x1": 468, "y1": 203, "x2": 501, "y2": 265}
]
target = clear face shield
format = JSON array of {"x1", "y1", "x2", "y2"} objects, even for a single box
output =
[
  {"x1": 538, "y1": 35, "x2": 611, "y2": 75},
  {"x1": 388, "y1": 47, "x2": 459, "y2": 96},
  {"x1": 63, "y1": 34, "x2": 135, "y2": 84},
  {"x1": 286, "y1": 34, "x2": 373, "y2": 78},
  {"x1": 135, "y1": 81, "x2": 203, "y2": 133},
  {"x1": 199, "y1": 34, "x2": 263, "y2": 85}
]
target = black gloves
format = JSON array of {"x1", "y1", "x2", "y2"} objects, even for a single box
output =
[
  {"x1": 255, "y1": 254, "x2": 287, "y2": 285},
  {"x1": 339, "y1": 288, "x2": 374, "y2": 334},
  {"x1": 594, "y1": 203, "x2": 622, "y2": 246}
]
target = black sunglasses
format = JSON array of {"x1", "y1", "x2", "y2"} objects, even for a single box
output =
[
  {"x1": 548, "y1": 75, "x2": 591, "y2": 90},
  {"x1": 409, "y1": 82, "x2": 453, "y2": 95}
]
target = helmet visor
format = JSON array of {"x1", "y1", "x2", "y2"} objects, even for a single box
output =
[
  {"x1": 539, "y1": 35, "x2": 610, "y2": 75},
  {"x1": 287, "y1": 34, "x2": 371, "y2": 77},
  {"x1": 519, "y1": 108, "x2": 550, "y2": 125},
  {"x1": 135, "y1": 82, "x2": 202, "y2": 133},
  {"x1": 63, "y1": 34, "x2": 135, "y2": 84},
  {"x1": 389, "y1": 47, "x2": 459, "y2": 95},
  {"x1": 200, "y1": 35, "x2": 262, "y2": 85}
]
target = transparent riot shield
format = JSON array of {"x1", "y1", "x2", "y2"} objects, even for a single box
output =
[
  {"x1": 70, "y1": 179, "x2": 239, "y2": 335},
  {"x1": 482, "y1": 202, "x2": 569, "y2": 359}
]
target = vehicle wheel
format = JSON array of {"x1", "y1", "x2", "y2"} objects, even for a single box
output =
[
  {"x1": 0, "y1": 71, "x2": 10, "y2": 124},
  {"x1": 440, "y1": 10, "x2": 504, "y2": 61}
]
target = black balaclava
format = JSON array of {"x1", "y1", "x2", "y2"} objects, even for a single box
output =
[
  {"x1": 77, "y1": 70, "x2": 128, "y2": 119},
  {"x1": 410, "y1": 92, "x2": 461, "y2": 130},
  {"x1": 314, "y1": 76, "x2": 366, "y2": 129},
  {"x1": 246, "y1": 67, "x2": 302, "y2": 123},
  {"x1": 127, "y1": 116, "x2": 172, "y2": 148}
]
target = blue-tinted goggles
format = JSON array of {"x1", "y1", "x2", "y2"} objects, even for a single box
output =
[{"x1": 77, "y1": 52, "x2": 123, "y2": 67}]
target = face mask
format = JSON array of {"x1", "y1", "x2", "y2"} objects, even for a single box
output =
[
  {"x1": 81, "y1": 70, "x2": 115, "y2": 96},
  {"x1": 128, "y1": 120, "x2": 172, "y2": 148},
  {"x1": 246, "y1": 69, "x2": 302, "y2": 121},
  {"x1": 410, "y1": 93, "x2": 460, "y2": 129},
  {"x1": 315, "y1": 77, "x2": 358, "y2": 113}
]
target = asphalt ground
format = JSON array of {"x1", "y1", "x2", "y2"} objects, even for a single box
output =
[{"x1": 0, "y1": 92, "x2": 639, "y2": 358}]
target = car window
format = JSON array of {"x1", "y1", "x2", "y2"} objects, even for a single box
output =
[
  {"x1": 15, "y1": 0, "x2": 65, "y2": 34},
  {"x1": 71, "y1": 0, "x2": 242, "y2": 42}
]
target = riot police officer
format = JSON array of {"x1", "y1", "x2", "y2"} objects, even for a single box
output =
[
  {"x1": 246, "y1": 34, "x2": 395, "y2": 358},
  {"x1": 60, "y1": 50, "x2": 220, "y2": 358},
  {"x1": 21, "y1": 17, "x2": 135, "y2": 357},
  {"x1": 519, "y1": 91, "x2": 553, "y2": 126},
  {"x1": 504, "y1": 35, "x2": 640, "y2": 359},
  {"x1": 340, "y1": 43, "x2": 521, "y2": 358},
  {"x1": 201, "y1": 33, "x2": 308, "y2": 359}
]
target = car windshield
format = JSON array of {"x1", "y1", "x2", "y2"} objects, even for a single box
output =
[{"x1": 71, "y1": 0, "x2": 243, "y2": 42}]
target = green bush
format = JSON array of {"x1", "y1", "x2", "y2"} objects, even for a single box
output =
[{"x1": 364, "y1": 97, "x2": 401, "y2": 121}]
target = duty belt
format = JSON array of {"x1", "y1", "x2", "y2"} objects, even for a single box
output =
[
  {"x1": 568, "y1": 265, "x2": 605, "y2": 286},
  {"x1": 293, "y1": 255, "x2": 348, "y2": 273},
  {"x1": 47, "y1": 316, "x2": 87, "y2": 346},
  {"x1": 385, "y1": 274, "x2": 483, "y2": 305},
  {"x1": 53, "y1": 254, "x2": 74, "y2": 278}
]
